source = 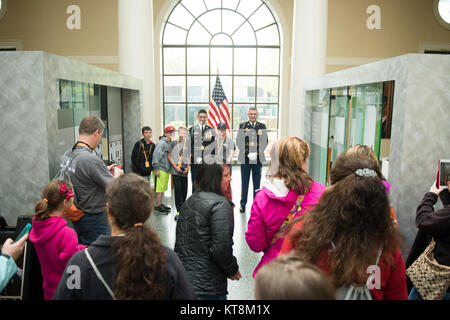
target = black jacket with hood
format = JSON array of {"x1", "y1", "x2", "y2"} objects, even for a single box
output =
[
  {"x1": 131, "y1": 138, "x2": 155, "y2": 177},
  {"x1": 174, "y1": 191, "x2": 239, "y2": 298}
]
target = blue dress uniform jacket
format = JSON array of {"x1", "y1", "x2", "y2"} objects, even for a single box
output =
[
  {"x1": 189, "y1": 124, "x2": 215, "y2": 164},
  {"x1": 236, "y1": 121, "x2": 268, "y2": 164}
]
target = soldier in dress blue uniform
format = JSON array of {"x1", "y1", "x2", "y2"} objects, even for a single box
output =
[
  {"x1": 188, "y1": 109, "x2": 215, "y2": 193},
  {"x1": 236, "y1": 107, "x2": 268, "y2": 213}
]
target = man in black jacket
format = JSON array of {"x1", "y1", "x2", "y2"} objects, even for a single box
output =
[
  {"x1": 131, "y1": 126, "x2": 155, "y2": 182},
  {"x1": 236, "y1": 107, "x2": 268, "y2": 213}
]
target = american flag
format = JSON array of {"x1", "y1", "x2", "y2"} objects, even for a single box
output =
[{"x1": 208, "y1": 75, "x2": 231, "y2": 131}]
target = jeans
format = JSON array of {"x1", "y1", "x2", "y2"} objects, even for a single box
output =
[
  {"x1": 240, "y1": 163, "x2": 262, "y2": 208},
  {"x1": 409, "y1": 286, "x2": 450, "y2": 300},
  {"x1": 73, "y1": 213, "x2": 111, "y2": 245},
  {"x1": 173, "y1": 175, "x2": 188, "y2": 212}
]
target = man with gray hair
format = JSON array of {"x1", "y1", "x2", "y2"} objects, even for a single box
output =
[{"x1": 61, "y1": 115, "x2": 123, "y2": 245}]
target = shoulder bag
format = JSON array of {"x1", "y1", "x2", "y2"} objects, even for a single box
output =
[{"x1": 406, "y1": 238, "x2": 450, "y2": 300}]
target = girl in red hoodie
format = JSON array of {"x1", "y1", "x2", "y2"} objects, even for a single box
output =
[
  {"x1": 280, "y1": 151, "x2": 408, "y2": 300},
  {"x1": 29, "y1": 180, "x2": 87, "y2": 300}
]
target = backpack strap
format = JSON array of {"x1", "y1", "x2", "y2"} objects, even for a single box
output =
[
  {"x1": 374, "y1": 246, "x2": 383, "y2": 266},
  {"x1": 84, "y1": 248, "x2": 116, "y2": 300}
]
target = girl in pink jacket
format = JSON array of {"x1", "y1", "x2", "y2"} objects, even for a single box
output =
[
  {"x1": 245, "y1": 137, "x2": 325, "y2": 277},
  {"x1": 29, "y1": 181, "x2": 87, "y2": 300}
]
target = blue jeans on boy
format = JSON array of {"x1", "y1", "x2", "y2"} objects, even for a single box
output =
[{"x1": 73, "y1": 213, "x2": 111, "y2": 245}]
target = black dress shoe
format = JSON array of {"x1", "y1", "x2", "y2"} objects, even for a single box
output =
[
  {"x1": 155, "y1": 205, "x2": 169, "y2": 214},
  {"x1": 239, "y1": 206, "x2": 245, "y2": 213}
]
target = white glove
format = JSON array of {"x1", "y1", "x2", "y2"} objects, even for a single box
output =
[
  {"x1": 196, "y1": 157, "x2": 202, "y2": 164},
  {"x1": 248, "y1": 153, "x2": 257, "y2": 161}
]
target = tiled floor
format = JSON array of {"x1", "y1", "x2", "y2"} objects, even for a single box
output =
[{"x1": 146, "y1": 165, "x2": 266, "y2": 300}]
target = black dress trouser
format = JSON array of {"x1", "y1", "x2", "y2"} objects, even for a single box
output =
[{"x1": 173, "y1": 175, "x2": 188, "y2": 213}]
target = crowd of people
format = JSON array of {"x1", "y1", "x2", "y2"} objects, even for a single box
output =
[{"x1": 1, "y1": 109, "x2": 449, "y2": 301}]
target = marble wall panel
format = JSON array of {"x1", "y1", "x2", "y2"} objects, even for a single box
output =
[
  {"x1": 0, "y1": 51, "x2": 142, "y2": 226},
  {"x1": 0, "y1": 52, "x2": 49, "y2": 224},
  {"x1": 302, "y1": 54, "x2": 450, "y2": 255}
]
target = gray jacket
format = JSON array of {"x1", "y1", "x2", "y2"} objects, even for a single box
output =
[{"x1": 152, "y1": 137, "x2": 171, "y2": 173}]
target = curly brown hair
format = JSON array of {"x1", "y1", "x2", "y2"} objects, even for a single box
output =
[
  {"x1": 105, "y1": 174, "x2": 166, "y2": 300},
  {"x1": 289, "y1": 152, "x2": 401, "y2": 287}
]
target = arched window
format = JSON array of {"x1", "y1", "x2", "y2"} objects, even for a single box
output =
[{"x1": 162, "y1": 0, "x2": 280, "y2": 146}]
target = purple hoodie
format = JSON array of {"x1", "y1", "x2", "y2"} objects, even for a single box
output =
[
  {"x1": 29, "y1": 216, "x2": 87, "y2": 300},
  {"x1": 245, "y1": 178, "x2": 325, "y2": 277}
]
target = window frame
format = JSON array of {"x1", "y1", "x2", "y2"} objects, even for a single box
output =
[{"x1": 161, "y1": 0, "x2": 281, "y2": 137}]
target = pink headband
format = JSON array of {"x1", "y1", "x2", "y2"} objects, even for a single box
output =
[{"x1": 59, "y1": 183, "x2": 74, "y2": 200}]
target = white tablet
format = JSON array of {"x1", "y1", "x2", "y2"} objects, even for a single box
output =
[{"x1": 438, "y1": 159, "x2": 450, "y2": 189}]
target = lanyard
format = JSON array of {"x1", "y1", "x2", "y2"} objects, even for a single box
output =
[
  {"x1": 75, "y1": 141, "x2": 94, "y2": 152},
  {"x1": 177, "y1": 139, "x2": 186, "y2": 166},
  {"x1": 217, "y1": 135, "x2": 226, "y2": 155},
  {"x1": 141, "y1": 142, "x2": 152, "y2": 162}
]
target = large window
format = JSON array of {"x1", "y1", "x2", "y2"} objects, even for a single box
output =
[{"x1": 162, "y1": 0, "x2": 281, "y2": 151}]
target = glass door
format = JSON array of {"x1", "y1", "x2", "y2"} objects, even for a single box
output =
[
  {"x1": 327, "y1": 86, "x2": 349, "y2": 183},
  {"x1": 347, "y1": 82, "x2": 383, "y2": 157},
  {"x1": 106, "y1": 86, "x2": 123, "y2": 166},
  {"x1": 307, "y1": 89, "x2": 330, "y2": 186}
]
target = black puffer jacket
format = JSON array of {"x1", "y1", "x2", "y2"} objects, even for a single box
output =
[{"x1": 174, "y1": 191, "x2": 239, "y2": 298}]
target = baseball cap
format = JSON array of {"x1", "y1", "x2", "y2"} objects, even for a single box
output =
[
  {"x1": 217, "y1": 122, "x2": 227, "y2": 130},
  {"x1": 165, "y1": 125, "x2": 176, "y2": 133}
]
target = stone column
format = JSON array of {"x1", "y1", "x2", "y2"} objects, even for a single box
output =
[
  {"x1": 288, "y1": 0, "x2": 328, "y2": 138},
  {"x1": 118, "y1": 0, "x2": 156, "y2": 132}
]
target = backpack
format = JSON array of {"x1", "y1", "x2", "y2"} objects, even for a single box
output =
[
  {"x1": 53, "y1": 150, "x2": 85, "y2": 222},
  {"x1": 332, "y1": 242, "x2": 383, "y2": 300}
]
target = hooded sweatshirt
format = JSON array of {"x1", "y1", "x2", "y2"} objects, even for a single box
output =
[
  {"x1": 29, "y1": 216, "x2": 87, "y2": 300},
  {"x1": 152, "y1": 136, "x2": 172, "y2": 173},
  {"x1": 245, "y1": 178, "x2": 325, "y2": 277}
]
